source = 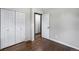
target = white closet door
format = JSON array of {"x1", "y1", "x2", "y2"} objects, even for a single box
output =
[
  {"x1": 1, "y1": 9, "x2": 16, "y2": 48},
  {"x1": 42, "y1": 14, "x2": 49, "y2": 39},
  {"x1": 16, "y1": 12, "x2": 25, "y2": 43}
]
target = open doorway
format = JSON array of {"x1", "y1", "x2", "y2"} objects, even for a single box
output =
[{"x1": 34, "y1": 13, "x2": 42, "y2": 40}]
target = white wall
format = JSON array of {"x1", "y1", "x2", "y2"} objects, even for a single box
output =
[
  {"x1": 6, "y1": 8, "x2": 32, "y2": 41},
  {"x1": 48, "y1": 8, "x2": 79, "y2": 49}
]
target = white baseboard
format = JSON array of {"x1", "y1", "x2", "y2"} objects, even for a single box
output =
[{"x1": 49, "y1": 38, "x2": 79, "y2": 50}]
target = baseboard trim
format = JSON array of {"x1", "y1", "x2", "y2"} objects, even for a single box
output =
[{"x1": 49, "y1": 38, "x2": 79, "y2": 50}]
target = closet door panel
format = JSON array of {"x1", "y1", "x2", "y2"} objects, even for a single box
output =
[
  {"x1": 1, "y1": 9, "x2": 16, "y2": 48},
  {"x1": 7, "y1": 10, "x2": 16, "y2": 46},
  {"x1": 1, "y1": 9, "x2": 8, "y2": 48},
  {"x1": 16, "y1": 12, "x2": 25, "y2": 43}
]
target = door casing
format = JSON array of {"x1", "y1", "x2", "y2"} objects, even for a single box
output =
[{"x1": 34, "y1": 13, "x2": 42, "y2": 40}]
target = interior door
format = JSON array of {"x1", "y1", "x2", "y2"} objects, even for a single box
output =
[
  {"x1": 16, "y1": 12, "x2": 25, "y2": 43},
  {"x1": 42, "y1": 14, "x2": 49, "y2": 39},
  {"x1": 1, "y1": 9, "x2": 16, "y2": 48}
]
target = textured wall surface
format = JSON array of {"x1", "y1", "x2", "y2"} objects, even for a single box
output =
[{"x1": 49, "y1": 8, "x2": 79, "y2": 49}]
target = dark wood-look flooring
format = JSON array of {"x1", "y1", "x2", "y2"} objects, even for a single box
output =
[{"x1": 1, "y1": 34, "x2": 78, "y2": 51}]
